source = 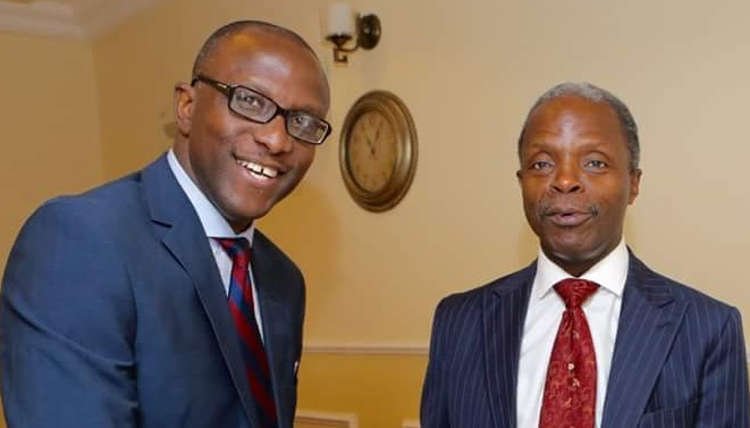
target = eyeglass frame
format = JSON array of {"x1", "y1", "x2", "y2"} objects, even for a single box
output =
[{"x1": 190, "y1": 74, "x2": 332, "y2": 145}]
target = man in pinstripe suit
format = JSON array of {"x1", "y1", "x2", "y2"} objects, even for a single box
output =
[{"x1": 421, "y1": 82, "x2": 749, "y2": 427}]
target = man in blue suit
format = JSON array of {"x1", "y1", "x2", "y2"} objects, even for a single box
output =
[
  {"x1": 1, "y1": 20, "x2": 331, "y2": 427},
  {"x1": 421, "y1": 82, "x2": 749, "y2": 427}
]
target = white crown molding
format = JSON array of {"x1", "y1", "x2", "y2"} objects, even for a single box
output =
[
  {"x1": 0, "y1": 0, "x2": 164, "y2": 39},
  {"x1": 303, "y1": 342, "x2": 429, "y2": 356},
  {"x1": 0, "y1": 1, "x2": 83, "y2": 38},
  {"x1": 77, "y1": 0, "x2": 161, "y2": 38}
]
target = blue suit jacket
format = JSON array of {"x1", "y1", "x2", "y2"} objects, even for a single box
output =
[
  {"x1": 421, "y1": 256, "x2": 749, "y2": 427},
  {"x1": 1, "y1": 155, "x2": 305, "y2": 428}
]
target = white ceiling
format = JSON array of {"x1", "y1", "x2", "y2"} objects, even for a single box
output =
[{"x1": 0, "y1": 0, "x2": 163, "y2": 39}]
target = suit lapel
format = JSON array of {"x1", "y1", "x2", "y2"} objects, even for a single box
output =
[
  {"x1": 601, "y1": 253, "x2": 688, "y2": 428},
  {"x1": 141, "y1": 155, "x2": 262, "y2": 427},
  {"x1": 483, "y1": 264, "x2": 535, "y2": 428},
  {"x1": 250, "y1": 238, "x2": 293, "y2": 427}
]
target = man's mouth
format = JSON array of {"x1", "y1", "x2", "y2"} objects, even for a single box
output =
[
  {"x1": 546, "y1": 211, "x2": 593, "y2": 227},
  {"x1": 541, "y1": 204, "x2": 597, "y2": 227},
  {"x1": 236, "y1": 159, "x2": 279, "y2": 179}
]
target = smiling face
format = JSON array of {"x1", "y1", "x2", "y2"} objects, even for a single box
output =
[
  {"x1": 517, "y1": 95, "x2": 641, "y2": 276},
  {"x1": 173, "y1": 28, "x2": 330, "y2": 232}
]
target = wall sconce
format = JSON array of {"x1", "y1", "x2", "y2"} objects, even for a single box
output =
[{"x1": 325, "y1": 3, "x2": 381, "y2": 64}]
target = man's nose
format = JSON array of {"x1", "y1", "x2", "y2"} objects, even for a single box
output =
[
  {"x1": 551, "y1": 162, "x2": 582, "y2": 193},
  {"x1": 254, "y1": 116, "x2": 293, "y2": 154}
]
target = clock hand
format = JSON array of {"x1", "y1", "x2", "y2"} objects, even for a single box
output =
[{"x1": 371, "y1": 127, "x2": 383, "y2": 156}]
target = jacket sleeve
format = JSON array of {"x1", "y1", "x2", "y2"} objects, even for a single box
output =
[
  {"x1": 0, "y1": 199, "x2": 137, "y2": 428},
  {"x1": 696, "y1": 306, "x2": 750, "y2": 427},
  {"x1": 421, "y1": 298, "x2": 451, "y2": 428}
]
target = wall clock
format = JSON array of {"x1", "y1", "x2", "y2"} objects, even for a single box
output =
[{"x1": 339, "y1": 90, "x2": 418, "y2": 212}]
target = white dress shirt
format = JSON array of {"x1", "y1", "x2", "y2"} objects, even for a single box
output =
[
  {"x1": 167, "y1": 150, "x2": 265, "y2": 340},
  {"x1": 516, "y1": 239, "x2": 629, "y2": 428}
]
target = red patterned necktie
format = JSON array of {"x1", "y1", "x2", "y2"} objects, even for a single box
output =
[
  {"x1": 215, "y1": 238, "x2": 278, "y2": 428},
  {"x1": 539, "y1": 278, "x2": 599, "y2": 428}
]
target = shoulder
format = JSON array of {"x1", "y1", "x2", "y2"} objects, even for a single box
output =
[
  {"x1": 437, "y1": 264, "x2": 535, "y2": 309},
  {"x1": 6, "y1": 171, "x2": 148, "y2": 281},
  {"x1": 3, "y1": 173, "x2": 145, "y2": 317},
  {"x1": 23, "y1": 171, "x2": 143, "y2": 235},
  {"x1": 670, "y1": 281, "x2": 741, "y2": 337},
  {"x1": 433, "y1": 263, "x2": 535, "y2": 326},
  {"x1": 631, "y1": 255, "x2": 735, "y2": 310},
  {"x1": 629, "y1": 255, "x2": 742, "y2": 331}
]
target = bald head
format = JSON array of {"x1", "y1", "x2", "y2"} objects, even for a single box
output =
[{"x1": 191, "y1": 21, "x2": 328, "y2": 99}]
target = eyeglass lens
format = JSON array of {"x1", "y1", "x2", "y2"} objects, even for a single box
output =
[{"x1": 229, "y1": 86, "x2": 330, "y2": 144}]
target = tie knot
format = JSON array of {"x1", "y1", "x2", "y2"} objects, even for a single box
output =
[
  {"x1": 215, "y1": 237, "x2": 251, "y2": 267},
  {"x1": 553, "y1": 278, "x2": 599, "y2": 308}
]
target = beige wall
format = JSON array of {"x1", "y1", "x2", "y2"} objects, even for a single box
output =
[
  {"x1": 3, "y1": 0, "x2": 750, "y2": 426},
  {"x1": 297, "y1": 353, "x2": 424, "y2": 427},
  {"x1": 0, "y1": 31, "x2": 102, "y2": 273}
]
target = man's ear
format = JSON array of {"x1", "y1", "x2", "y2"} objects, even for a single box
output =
[
  {"x1": 516, "y1": 167, "x2": 525, "y2": 188},
  {"x1": 628, "y1": 168, "x2": 642, "y2": 204},
  {"x1": 174, "y1": 82, "x2": 195, "y2": 136}
]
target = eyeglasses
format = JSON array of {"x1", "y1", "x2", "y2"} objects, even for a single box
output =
[{"x1": 191, "y1": 74, "x2": 332, "y2": 145}]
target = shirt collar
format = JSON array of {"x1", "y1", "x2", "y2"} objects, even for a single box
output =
[
  {"x1": 166, "y1": 149, "x2": 255, "y2": 243},
  {"x1": 531, "y1": 238, "x2": 629, "y2": 301}
]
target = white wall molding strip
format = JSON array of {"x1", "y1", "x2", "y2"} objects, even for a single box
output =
[
  {"x1": 303, "y1": 343, "x2": 428, "y2": 356},
  {"x1": 402, "y1": 419, "x2": 420, "y2": 428},
  {"x1": 295, "y1": 410, "x2": 358, "y2": 428}
]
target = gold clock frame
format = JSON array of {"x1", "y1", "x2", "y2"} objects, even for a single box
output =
[{"x1": 339, "y1": 90, "x2": 418, "y2": 212}]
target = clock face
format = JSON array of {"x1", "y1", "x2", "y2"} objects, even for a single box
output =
[
  {"x1": 339, "y1": 90, "x2": 418, "y2": 212},
  {"x1": 346, "y1": 111, "x2": 398, "y2": 193}
]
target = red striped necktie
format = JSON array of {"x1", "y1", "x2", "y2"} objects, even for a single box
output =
[
  {"x1": 539, "y1": 278, "x2": 599, "y2": 428},
  {"x1": 215, "y1": 238, "x2": 278, "y2": 428}
]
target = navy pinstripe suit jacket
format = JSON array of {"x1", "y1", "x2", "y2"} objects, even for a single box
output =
[{"x1": 421, "y1": 254, "x2": 749, "y2": 427}]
